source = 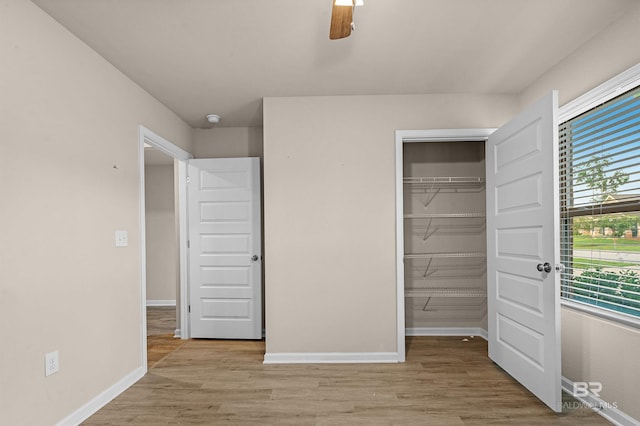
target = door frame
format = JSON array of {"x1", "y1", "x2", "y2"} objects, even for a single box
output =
[
  {"x1": 394, "y1": 128, "x2": 496, "y2": 362},
  {"x1": 138, "y1": 125, "x2": 193, "y2": 367}
]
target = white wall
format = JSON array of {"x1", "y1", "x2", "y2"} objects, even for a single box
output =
[
  {"x1": 0, "y1": 1, "x2": 192, "y2": 424},
  {"x1": 145, "y1": 165, "x2": 177, "y2": 303},
  {"x1": 263, "y1": 94, "x2": 518, "y2": 356}
]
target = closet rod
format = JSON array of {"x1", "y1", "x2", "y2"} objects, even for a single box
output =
[{"x1": 404, "y1": 212, "x2": 485, "y2": 218}]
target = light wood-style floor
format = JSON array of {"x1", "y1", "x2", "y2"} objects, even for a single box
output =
[
  {"x1": 84, "y1": 310, "x2": 608, "y2": 425},
  {"x1": 145, "y1": 306, "x2": 186, "y2": 369},
  {"x1": 146, "y1": 306, "x2": 177, "y2": 337}
]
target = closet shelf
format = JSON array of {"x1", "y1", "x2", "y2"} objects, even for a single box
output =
[
  {"x1": 404, "y1": 176, "x2": 485, "y2": 188},
  {"x1": 405, "y1": 252, "x2": 486, "y2": 259},
  {"x1": 408, "y1": 263, "x2": 486, "y2": 280},
  {"x1": 405, "y1": 287, "x2": 487, "y2": 298},
  {"x1": 404, "y1": 212, "x2": 485, "y2": 219},
  {"x1": 405, "y1": 176, "x2": 485, "y2": 204}
]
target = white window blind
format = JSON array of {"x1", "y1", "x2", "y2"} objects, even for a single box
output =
[{"x1": 560, "y1": 86, "x2": 640, "y2": 319}]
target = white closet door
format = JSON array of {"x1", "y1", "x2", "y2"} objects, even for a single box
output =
[
  {"x1": 486, "y1": 91, "x2": 562, "y2": 412},
  {"x1": 188, "y1": 158, "x2": 262, "y2": 339}
]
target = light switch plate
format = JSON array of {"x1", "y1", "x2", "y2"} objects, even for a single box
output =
[{"x1": 115, "y1": 230, "x2": 128, "y2": 247}]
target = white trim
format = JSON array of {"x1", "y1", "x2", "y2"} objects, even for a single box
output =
[
  {"x1": 396, "y1": 128, "x2": 496, "y2": 143},
  {"x1": 138, "y1": 130, "x2": 148, "y2": 372},
  {"x1": 174, "y1": 329, "x2": 181, "y2": 338},
  {"x1": 140, "y1": 125, "x2": 191, "y2": 161},
  {"x1": 55, "y1": 366, "x2": 145, "y2": 426},
  {"x1": 562, "y1": 300, "x2": 640, "y2": 331},
  {"x1": 139, "y1": 125, "x2": 193, "y2": 355},
  {"x1": 177, "y1": 160, "x2": 190, "y2": 340},
  {"x1": 395, "y1": 128, "x2": 495, "y2": 364},
  {"x1": 561, "y1": 377, "x2": 639, "y2": 426},
  {"x1": 394, "y1": 132, "x2": 405, "y2": 362},
  {"x1": 558, "y1": 62, "x2": 640, "y2": 123},
  {"x1": 146, "y1": 299, "x2": 176, "y2": 307},
  {"x1": 263, "y1": 352, "x2": 399, "y2": 364},
  {"x1": 406, "y1": 327, "x2": 488, "y2": 340}
]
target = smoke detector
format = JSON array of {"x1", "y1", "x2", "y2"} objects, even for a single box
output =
[{"x1": 206, "y1": 114, "x2": 221, "y2": 124}]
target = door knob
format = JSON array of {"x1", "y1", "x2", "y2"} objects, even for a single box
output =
[
  {"x1": 537, "y1": 262, "x2": 551, "y2": 273},
  {"x1": 251, "y1": 255, "x2": 259, "y2": 262}
]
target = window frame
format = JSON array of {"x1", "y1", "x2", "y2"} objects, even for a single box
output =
[{"x1": 558, "y1": 63, "x2": 640, "y2": 329}]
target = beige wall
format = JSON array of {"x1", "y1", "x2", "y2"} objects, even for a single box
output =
[
  {"x1": 263, "y1": 94, "x2": 518, "y2": 355},
  {"x1": 520, "y1": 2, "x2": 640, "y2": 108},
  {"x1": 0, "y1": 1, "x2": 192, "y2": 424},
  {"x1": 520, "y1": 3, "x2": 640, "y2": 420},
  {"x1": 562, "y1": 309, "x2": 640, "y2": 420},
  {"x1": 193, "y1": 127, "x2": 263, "y2": 159},
  {"x1": 145, "y1": 165, "x2": 178, "y2": 302}
]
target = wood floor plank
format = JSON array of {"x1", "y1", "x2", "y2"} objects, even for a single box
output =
[
  {"x1": 84, "y1": 335, "x2": 610, "y2": 425},
  {"x1": 146, "y1": 306, "x2": 176, "y2": 336}
]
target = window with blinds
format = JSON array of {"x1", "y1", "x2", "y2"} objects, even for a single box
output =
[{"x1": 559, "y1": 86, "x2": 640, "y2": 320}]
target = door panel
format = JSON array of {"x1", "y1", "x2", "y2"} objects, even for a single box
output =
[
  {"x1": 188, "y1": 158, "x2": 262, "y2": 339},
  {"x1": 487, "y1": 91, "x2": 561, "y2": 412}
]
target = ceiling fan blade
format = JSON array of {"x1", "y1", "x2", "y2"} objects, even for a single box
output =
[{"x1": 329, "y1": 4, "x2": 352, "y2": 40}]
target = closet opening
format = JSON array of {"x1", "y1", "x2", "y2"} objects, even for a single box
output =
[
  {"x1": 403, "y1": 140, "x2": 487, "y2": 337},
  {"x1": 395, "y1": 129, "x2": 494, "y2": 362}
]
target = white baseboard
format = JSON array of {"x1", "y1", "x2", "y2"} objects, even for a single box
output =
[
  {"x1": 56, "y1": 366, "x2": 145, "y2": 426},
  {"x1": 173, "y1": 328, "x2": 181, "y2": 338},
  {"x1": 562, "y1": 377, "x2": 639, "y2": 426},
  {"x1": 146, "y1": 299, "x2": 176, "y2": 307},
  {"x1": 263, "y1": 352, "x2": 399, "y2": 364},
  {"x1": 406, "y1": 327, "x2": 488, "y2": 340}
]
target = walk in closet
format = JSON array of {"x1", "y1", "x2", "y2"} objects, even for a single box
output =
[{"x1": 403, "y1": 141, "x2": 488, "y2": 332}]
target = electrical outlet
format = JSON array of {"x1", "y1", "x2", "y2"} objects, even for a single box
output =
[{"x1": 45, "y1": 350, "x2": 59, "y2": 377}]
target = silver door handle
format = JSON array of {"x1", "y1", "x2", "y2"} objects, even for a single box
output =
[
  {"x1": 537, "y1": 262, "x2": 551, "y2": 273},
  {"x1": 251, "y1": 255, "x2": 260, "y2": 262}
]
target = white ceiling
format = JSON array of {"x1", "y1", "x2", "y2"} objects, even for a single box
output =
[{"x1": 32, "y1": 0, "x2": 636, "y2": 128}]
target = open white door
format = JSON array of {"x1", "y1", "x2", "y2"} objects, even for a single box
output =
[
  {"x1": 486, "y1": 91, "x2": 561, "y2": 412},
  {"x1": 188, "y1": 158, "x2": 262, "y2": 339}
]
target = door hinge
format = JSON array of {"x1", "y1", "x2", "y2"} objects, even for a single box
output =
[
  {"x1": 187, "y1": 240, "x2": 190, "y2": 248},
  {"x1": 188, "y1": 305, "x2": 191, "y2": 313},
  {"x1": 186, "y1": 176, "x2": 191, "y2": 184}
]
